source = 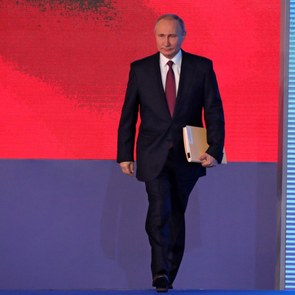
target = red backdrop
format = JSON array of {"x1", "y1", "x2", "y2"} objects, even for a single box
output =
[{"x1": 0, "y1": 0, "x2": 280, "y2": 161}]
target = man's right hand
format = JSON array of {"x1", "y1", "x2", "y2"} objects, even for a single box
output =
[{"x1": 119, "y1": 161, "x2": 134, "y2": 176}]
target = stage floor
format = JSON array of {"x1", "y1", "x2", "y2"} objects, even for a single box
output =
[{"x1": 0, "y1": 290, "x2": 292, "y2": 295}]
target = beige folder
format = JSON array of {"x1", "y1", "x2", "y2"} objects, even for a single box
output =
[{"x1": 183, "y1": 125, "x2": 227, "y2": 164}]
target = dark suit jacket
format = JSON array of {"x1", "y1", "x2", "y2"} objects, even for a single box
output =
[{"x1": 117, "y1": 50, "x2": 225, "y2": 182}]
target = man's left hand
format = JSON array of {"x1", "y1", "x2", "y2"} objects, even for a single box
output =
[{"x1": 199, "y1": 153, "x2": 217, "y2": 168}]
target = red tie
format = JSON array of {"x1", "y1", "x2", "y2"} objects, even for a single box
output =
[{"x1": 165, "y1": 60, "x2": 176, "y2": 116}]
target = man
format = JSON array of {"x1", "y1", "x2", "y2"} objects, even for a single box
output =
[{"x1": 117, "y1": 14, "x2": 225, "y2": 292}]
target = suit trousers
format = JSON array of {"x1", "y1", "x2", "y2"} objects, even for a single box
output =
[{"x1": 144, "y1": 147, "x2": 199, "y2": 284}]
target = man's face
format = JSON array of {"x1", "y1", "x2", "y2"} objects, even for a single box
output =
[{"x1": 155, "y1": 18, "x2": 185, "y2": 59}]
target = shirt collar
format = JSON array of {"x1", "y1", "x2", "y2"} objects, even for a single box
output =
[{"x1": 160, "y1": 49, "x2": 182, "y2": 68}]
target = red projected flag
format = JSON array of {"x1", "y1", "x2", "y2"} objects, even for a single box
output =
[{"x1": 0, "y1": 0, "x2": 279, "y2": 162}]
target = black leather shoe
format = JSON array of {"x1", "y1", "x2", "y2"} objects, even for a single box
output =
[{"x1": 152, "y1": 274, "x2": 169, "y2": 293}]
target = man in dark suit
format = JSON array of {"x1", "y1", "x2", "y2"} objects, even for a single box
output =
[{"x1": 117, "y1": 14, "x2": 225, "y2": 292}]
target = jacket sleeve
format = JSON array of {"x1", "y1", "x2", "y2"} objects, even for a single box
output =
[
  {"x1": 117, "y1": 64, "x2": 139, "y2": 163},
  {"x1": 203, "y1": 61, "x2": 225, "y2": 163}
]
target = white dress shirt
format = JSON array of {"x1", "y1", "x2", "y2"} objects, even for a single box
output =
[{"x1": 159, "y1": 49, "x2": 182, "y2": 95}]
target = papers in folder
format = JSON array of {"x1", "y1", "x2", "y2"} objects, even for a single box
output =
[{"x1": 183, "y1": 126, "x2": 227, "y2": 164}]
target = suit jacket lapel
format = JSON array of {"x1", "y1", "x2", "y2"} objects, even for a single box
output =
[
  {"x1": 177, "y1": 51, "x2": 193, "y2": 101},
  {"x1": 174, "y1": 51, "x2": 194, "y2": 115},
  {"x1": 153, "y1": 53, "x2": 165, "y2": 96}
]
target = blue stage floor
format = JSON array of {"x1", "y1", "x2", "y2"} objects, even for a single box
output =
[{"x1": 0, "y1": 290, "x2": 292, "y2": 295}]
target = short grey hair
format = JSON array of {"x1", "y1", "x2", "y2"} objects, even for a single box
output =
[{"x1": 154, "y1": 14, "x2": 186, "y2": 35}]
